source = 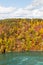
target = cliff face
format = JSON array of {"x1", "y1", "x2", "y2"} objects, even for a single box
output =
[{"x1": 0, "y1": 19, "x2": 43, "y2": 53}]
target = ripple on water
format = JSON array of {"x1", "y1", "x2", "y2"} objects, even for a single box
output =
[
  {"x1": 0, "y1": 52, "x2": 43, "y2": 65},
  {"x1": 35, "y1": 62, "x2": 43, "y2": 65}
]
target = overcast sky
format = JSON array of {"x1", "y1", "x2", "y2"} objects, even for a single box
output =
[{"x1": 0, "y1": 0, "x2": 43, "y2": 19}]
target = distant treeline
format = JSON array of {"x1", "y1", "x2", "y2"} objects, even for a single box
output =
[{"x1": 0, "y1": 18, "x2": 43, "y2": 53}]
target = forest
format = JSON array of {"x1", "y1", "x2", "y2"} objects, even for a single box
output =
[{"x1": 0, "y1": 18, "x2": 43, "y2": 53}]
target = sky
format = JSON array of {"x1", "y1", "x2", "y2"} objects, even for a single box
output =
[{"x1": 0, "y1": 0, "x2": 43, "y2": 19}]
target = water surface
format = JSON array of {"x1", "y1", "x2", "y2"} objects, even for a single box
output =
[{"x1": 0, "y1": 51, "x2": 43, "y2": 65}]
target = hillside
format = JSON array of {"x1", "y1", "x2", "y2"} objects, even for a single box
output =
[{"x1": 0, "y1": 19, "x2": 43, "y2": 53}]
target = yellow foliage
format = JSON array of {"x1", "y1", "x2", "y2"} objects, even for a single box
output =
[{"x1": 40, "y1": 28, "x2": 43, "y2": 34}]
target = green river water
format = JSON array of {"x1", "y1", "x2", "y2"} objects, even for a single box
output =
[{"x1": 0, "y1": 51, "x2": 43, "y2": 65}]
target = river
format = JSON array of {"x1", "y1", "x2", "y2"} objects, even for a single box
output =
[{"x1": 0, "y1": 51, "x2": 43, "y2": 65}]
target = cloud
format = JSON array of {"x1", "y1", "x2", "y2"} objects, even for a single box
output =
[
  {"x1": 0, "y1": 0, "x2": 43, "y2": 19},
  {"x1": 0, "y1": 6, "x2": 16, "y2": 14},
  {"x1": 33, "y1": 0, "x2": 43, "y2": 6}
]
